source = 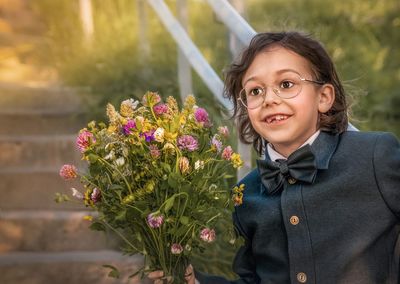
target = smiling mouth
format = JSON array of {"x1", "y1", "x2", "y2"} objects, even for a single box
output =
[{"x1": 265, "y1": 114, "x2": 290, "y2": 124}]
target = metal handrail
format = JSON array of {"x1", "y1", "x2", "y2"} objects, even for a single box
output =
[{"x1": 206, "y1": 0, "x2": 256, "y2": 46}]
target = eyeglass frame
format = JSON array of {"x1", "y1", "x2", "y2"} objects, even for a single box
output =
[{"x1": 238, "y1": 75, "x2": 326, "y2": 109}]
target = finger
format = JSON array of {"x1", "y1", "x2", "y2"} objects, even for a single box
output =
[
  {"x1": 148, "y1": 270, "x2": 164, "y2": 280},
  {"x1": 184, "y1": 264, "x2": 196, "y2": 284}
]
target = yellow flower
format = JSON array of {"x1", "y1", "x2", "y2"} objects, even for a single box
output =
[
  {"x1": 163, "y1": 143, "x2": 176, "y2": 155},
  {"x1": 107, "y1": 124, "x2": 118, "y2": 133},
  {"x1": 178, "y1": 156, "x2": 190, "y2": 174},
  {"x1": 106, "y1": 103, "x2": 119, "y2": 124},
  {"x1": 164, "y1": 131, "x2": 178, "y2": 142},
  {"x1": 84, "y1": 190, "x2": 94, "y2": 207},
  {"x1": 230, "y1": 153, "x2": 243, "y2": 169},
  {"x1": 232, "y1": 184, "x2": 245, "y2": 206},
  {"x1": 184, "y1": 95, "x2": 196, "y2": 110},
  {"x1": 179, "y1": 114, "x2": 186, "y2": 125},
  {"x1": 122, "y1": 194, "x2": 135, "y2": 204},
  {"x1": 144, "y1": 180, "x2": 156, "y2": 193},
  {"x1": 83, "y1": 215, "x2": 93, "y2": 221},
  {"x1": 166, "y1": 96, "x2": 178, "y2": 114}
]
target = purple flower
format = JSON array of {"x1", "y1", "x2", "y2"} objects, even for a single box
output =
[
  {"x1": 153, "y1": 103, "x2": 168, "y2": 116},
  {"x1": 142, "y1": 130, "x2": 155, "y2": 142},
  {"x1": 147, "y1": 213, "x2": 164, "y2": 228},
  {"x1": 177, "y1": 135, "x2": 199, "y2": 152},
  {"x1": 171, "y1": 243, "x2": 183, "y2": 254},
  {"x1": 90, "y1": 188, "x2": 101, "y2": 203},
  {"x1": 194, "y1": 107, "x2": 210, "y2": 125},
  {"x1": 122, "y1": 120, "x2": 136, "y2": 135},
  {"x1": 76, "y1": 130, "x2": 96, "y2": 153},
  {"x1": 200, "y1": 228, "x2": 216, "y2": 243},
  {"x1": 210, "y1": 135, "x2": 222, "y2": 153}
]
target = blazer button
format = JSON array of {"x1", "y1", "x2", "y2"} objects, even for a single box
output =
[
  {"x1": 288, "y1": 177, "x2": 297, "y2": 184},
  {"x1": 290, "y1": 215, "x2": 299, "y2": 225},
  {"x1": 297, "y1": 272, "x2": 307, "y2": 283}
]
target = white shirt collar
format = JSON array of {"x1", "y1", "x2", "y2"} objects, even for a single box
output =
[{"x1": 267, "y1": 130, "x2": 320, "y2": 161}]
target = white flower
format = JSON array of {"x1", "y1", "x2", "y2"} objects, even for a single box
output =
[
  {"x1": 194, "y1": 160, "x2": 205, "y2": 170},
  {"x1": 115, "y1": 157, "x2": 125, "y2": 167},
  {"x1": 154, "y1": 127, "x2": 165, "y2": 143},
  {"x1": 71, "y1": 188, "x2": 84, "y2": 199},
  {"x1": 104, "y1": 150, "x2": 115, "y2": 160},
  {"x1": 121, "y1": 98, "x2": 139, "y2": 110},
  {"x1": 122, "y1": 145, "x2": 129, "y2": 157}
]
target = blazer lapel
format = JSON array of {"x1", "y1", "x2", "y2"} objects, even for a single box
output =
[{"x1": 310, "y1": 131, "x2": 340, "y2": 170}]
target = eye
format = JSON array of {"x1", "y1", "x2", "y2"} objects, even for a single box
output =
[
  {"x1": 248, "y1": 87, "x2": 264, "y2": 97},
  {"x1": 280, "y1": 80, "x2": 294, "y2": 89}
]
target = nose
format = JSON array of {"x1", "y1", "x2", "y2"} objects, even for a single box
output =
[{"x1": 261, "y1": 86, "x2": 281, "y2": 106}]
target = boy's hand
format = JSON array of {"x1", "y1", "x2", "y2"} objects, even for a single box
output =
[{"x1": 148, "y1": 264, "x2": 196, "y2": 284}]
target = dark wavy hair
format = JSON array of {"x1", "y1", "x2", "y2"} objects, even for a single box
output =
[{"x1": 224, "y1": 31, "x2": 348, "y2": 155}]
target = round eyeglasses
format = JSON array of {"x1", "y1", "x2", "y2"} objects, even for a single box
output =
[{"x1": 238, "y1": 75, "x2": 325, "y2": 109}]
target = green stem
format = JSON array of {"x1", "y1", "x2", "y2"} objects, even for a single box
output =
[
  {"x1": 98, "y1": 157, "x2": 132, "y2": 194},
  {"x1": 101, "y1": 219, "x2": 142, "y2": 252}
]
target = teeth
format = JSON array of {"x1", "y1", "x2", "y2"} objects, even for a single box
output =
[{"x1": 266, "y1": 114, "x2": 288, "y2": 123}]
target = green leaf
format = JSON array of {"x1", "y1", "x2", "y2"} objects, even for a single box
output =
[
  {"x1": 88, "y1": 154, "x2": 99, "y2": 163},
  {"x1": 179, "y1": 215, "x2": 189, "y2": 225},
  {"x1": 167, "y1": 173, "x2": 179, "y2": 188},
  {"x1": 175, "y1": 224, "x2": 189, "y2": 237},
  {"x1": 103, "y1": 264, "x2": 120, "y2": 278},
  {"x1": 115, "y1": 209, "x2": 126, "y2": 221},
  {"x1": 163, "y1": 195, "x2": 176, "y2": 213},
  {"x1": 89, "y1": 221, "x2": 106, "y2": 231},
  {"x1": 160, "y1": 162, "x2": 171, "y2": 172},
  {"x1": 109, "y1": 184, "x2": 124, "y2": 190}
]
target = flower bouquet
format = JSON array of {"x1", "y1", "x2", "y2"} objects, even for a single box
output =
[{"x1": 57, "y1": 92, "x2": 243, "y2": 283}]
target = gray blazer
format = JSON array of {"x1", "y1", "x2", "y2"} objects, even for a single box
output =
[{"x1": 197, "y1": 131, "x2": 400, "y2": 284}]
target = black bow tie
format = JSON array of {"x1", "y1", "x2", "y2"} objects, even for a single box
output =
[{"x1": 257, "y1": 144, "x2": 318, "y2": 195}]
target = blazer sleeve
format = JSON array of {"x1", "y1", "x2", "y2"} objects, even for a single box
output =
[{"x1": 373, "y1": 132, "x2": 400, "y2": 218}]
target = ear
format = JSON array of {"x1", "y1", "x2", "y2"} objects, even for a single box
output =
[{"x1": 318, "y1": 84, "x2": 335, "y2": 113}]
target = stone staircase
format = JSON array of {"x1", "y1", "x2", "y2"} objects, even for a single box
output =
[
  {"x1": 0, "y1": 1, "x2": 150, "y2": 282},
  {"x1": 0, "y1": 83, "x2": 149, "y2": 284}
]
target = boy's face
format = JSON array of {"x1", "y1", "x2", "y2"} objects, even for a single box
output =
[{"x1": 241, "y1": 46, "x2": 334, "y2": 157}]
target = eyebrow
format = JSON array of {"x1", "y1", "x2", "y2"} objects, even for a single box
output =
[{"x1": 242, "y1": 68, "x2": 302, "y2": 86}]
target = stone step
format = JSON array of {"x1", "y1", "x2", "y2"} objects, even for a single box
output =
[
  {"x1": 0, "y1": 110, "x2": 86, "y2": 135},
  {"x1": 0, "y1": 135, "x2": 84, "y2": 169},
  {"x1": 0, "y1": 210, "x2": 119, "y2": 252},
  {"x1": 0, "y1": 81, "x2": 86, "y2": 111},
  {"x1": 0, "y1": 250, "x2": 151, "y2": 284},
  {"x1": 0, "y1": 169, "x2": 88, "y2": 210}
]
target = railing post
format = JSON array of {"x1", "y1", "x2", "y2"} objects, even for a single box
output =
[
  {"x1": 79, "y1": 0, "x2": 94, "y2": 44},
  {"x1": 136, "y1": 0, "x2": 150, "y2": 59},
  {"x1": 176, "y1": 0, "x2": 193, "y2": 102}
]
